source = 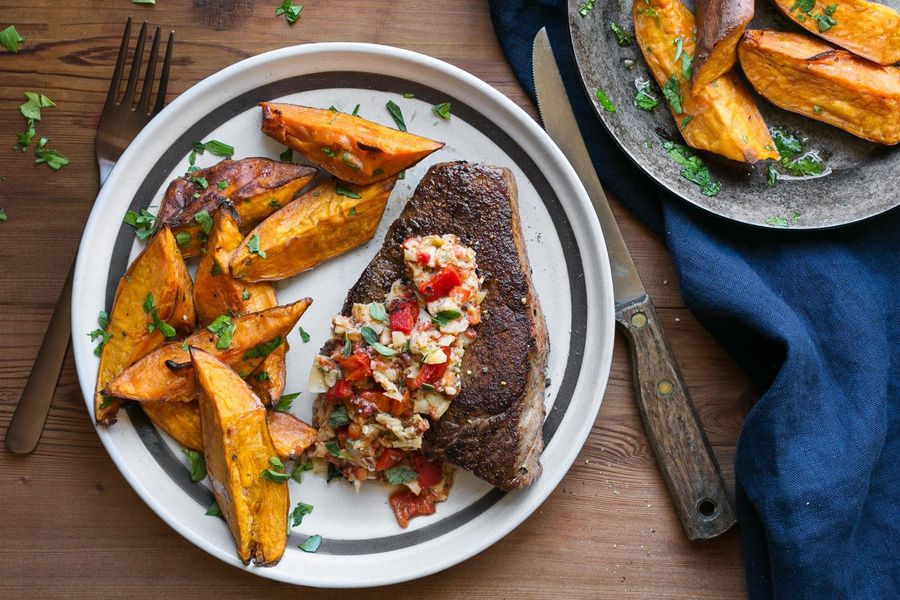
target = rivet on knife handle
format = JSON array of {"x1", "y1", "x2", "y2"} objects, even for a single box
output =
[{"x1": 615, "y1": 294, "x2": 736, "y2": 540}]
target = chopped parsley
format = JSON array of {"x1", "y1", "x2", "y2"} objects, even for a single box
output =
[
  {"x1": 242, "y1": 288, "x2": 251, "y2": 301},
  {"x1": 327, "y1": 404, "x2": 350, "y2": 428},
  {"x1": 816, "y1": 4, "x2": 838, "y2": 32},
  {"x1": 402, "y1": 92, "x2": 415, "y2": 99},
  {"x1": 767, "y1": 163, "x2": 778, "y2": 187},
  {"x1": 765, "y1": 212, "x2": 801, "y2": 228},
  {"x1": 634, "y1": 79, "x2": 659, "y2": 111},
  {"x1": 210, "y1": 261, "x2": 223, "y2": 277},
  {"x1": 143, "y1": 292, "x2": 177, "y2": 338},
  {"x1": 182, "y1": 448, "x2": 207, "y2": 482},
  {"x1": 321, "y1": 147, "x2": 337, "y2": 158},
  {"x1": 88, "y1": 310, "x2": 112, "y2": 356},
  {"x1": 299, "y1": 534, "x2": 322, "y2": 553},
  {"x1": 680, "y1": 115, "x2": 694, "y2": 128},
  {"x1": 290, "y1": 502, "x2": 314, "y2": 527},
  {"x1": 34, "y1": 137, "x2": 69, "y2": 171},
  {"x1": 324, "y1": 441, "x2": 341, "y2": 457},
  {"x1": 247, "y1": 234, "x2": 267, "y2": 258},
  {"x1": 351, "y1": 104, "x2": 360, "y2": 116},
  {"x1": 243, "y1": 336, "x2": 284, "y2": 361},
  {"x1": 190, "y1": 176, "x2": 209, "y2": 189},
  {"x1": 19, "y1": 92, "x2": 55, "y2": 120},
  {"x1": 385, "y1": 466, "x2": 417, "y2": 485},
  {"x1": 191, "y1": 139, "x2": 234, "y2": 160},
  {"x1": 280, "y1": 147, "x2": 293, "y2": 162},
  {"x1": 205, "y1": 501, "x2": 221, "y2": 517},
  {"x1": 291, "y1": 458, "x2": 313, "y2": 483},
  {"x1": 578, "y1": 0, "x2": 596, "y2": 17},
  {"x1": 610, "y1": 22, "x2": 633, "y2": 46},
  {"x1": 268, "y1": 199, "x2": 281, "y2": 209},
  {"x1": 348, "y1": 207, "x2": 357, "y2": 216},
  {"x1": 1, "y1": 25, "x2": 25, "y2": 53},
  {"x1": 432, "y1": 102, "x2": 452, "y2": 119},
  {"x1": 0, "y1": 208, "x2": 6, "y2": 222},
  {"x1": 123, "y1": 208, "x2": 155, "y2": 240},
  {"x1": 813, "y1": 105, "x2": 823, "y2": 114},
  {"x1": 662, "y1": 74, "x2": 683, "y2": 114},
  {"x1": 194, "y1": 209, "x2": 213, "y2": 235},
  {"x1": 595, "y1": 87, "x2": 616, "y2": 112},
  {"x1": 275, "y1": 392, "x2": 300, "y2": 412},
  {"x1": 260, "y1": 456, "x2": 291, "y2": 483},
  {"x1": 769, "y1": 126, "x2": 826, "y2": 177},
  {"x1": 275, "y1": 0, "x2": 303, "y2": 25},
  {"x1": 335, "y1": 184, "x2": 361, "y2": 199},
  {"x1": 341, "y1": 150, "x2": 360, "y2": 170},
  {"x1": 207, "y1": 315, "x2": 235, "y2": 349},
  {"x1": 175, "y1": 231, "x2": 191, "y2": 246},
  {"x1": 217, "y1": 179, "x2": 228, "y2": 190},
  {"x1": 254, "y1": 371, "x2": 270, "y2": 381},
  {"x1": 790, "y1": 0, "x2": 815, "y2": 12},
  {"x1": 298, "y1": 325, "x2": 311, "y2": 343},
  {"x1": 662, "y1": 141, "x2": 721, "y2": 196},
  {"x1": 14, "y1": 118, "x2": 36, "y2": 150},
  {"x1": 385, "y1": 100, "x2": 407, "y2": 132}
]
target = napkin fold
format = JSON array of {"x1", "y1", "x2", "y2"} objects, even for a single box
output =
[{"x1": 487, "y1": 2, "x2": 900, "y2": 597}]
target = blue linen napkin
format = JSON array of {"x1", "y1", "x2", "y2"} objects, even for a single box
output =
[{"x1": 487, "y1": 2, "x2": 900, "y2": 598}]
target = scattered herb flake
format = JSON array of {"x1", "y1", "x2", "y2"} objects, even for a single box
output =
[
  {"x1": 1, "y1": 25, "x2": 25, "y2": 53},
  {"x1": 192, "y1": 139, "x2": 234, "y2": 158},
  {"x1": 321, "y1": 147, "x2": 336, "y2": 157},
  {"x1": 595, "y1": 87, "x2": 616, "y2": 112},
  {"x1": 205, "y1": 501, "x2": 221, "y2": 517},
  {"x1": 335, "y1": 184, "x2": 361, "y2": 199},
  {"x1": 767, "y1": 163, "x2": 778, "y2": 187},
  {"x1": 0, "y1": 208, "x2": 6, "y2": 222},
  {"x1": 662, "y1": 141, "x2": 721, "y2": 196},
  {"x1": 385, "y1": 466, "x2": 417, "y2": 485},
  {"x1": 790, "y1": 0, "x2": 815, "y2": 12},
  {"x1": 783, "y1": 152, "x2": 826, "y2": 177},
  {"x1": 681, "y1": 115, "x2": 694, "y2": 128},
  {"x1": 242, "y1": 288, "x2": 251, "y2": 301},
  {"x1": 290, "y1": 502, "x2": 314, "y2": 527},
  {"x1": 386, "y1": 100, "x2": 407, "y2": 132},
  {"x1": 348, "y1": 207, "x2": 357, "y2": 216},
  {"x1": 175, "y1": 231, "x2": 192, "y2": 246},
  {"x1": 815, "y1": 9, "x2": 837, "y2": 32},
  {"x1": 324, "y1": 441, "x2": 341, "y2": 457},
  {"x1": 291, "y1": 459, "x2": 313, "y2": 483},
  {"x1": 351, "y1": 104, "x2": 360, "y2": 116},
  {"x1": 123, "y1": 208, "x2": 155, "y2": 240},
  {"x1": 194, "y1": 209, "x2": 213, "y2": 235},
  {"x1": 341, "y1": 150, "x2": 360, "y2": 169},
  {"x1": 813, "y1": 105, "x2": 823, "y2": 114},
  {"x1": 299, "y1": 534, "x2": 322, "y2": 553},
  {"x1": 89, "y1": 310, "x2": 112, "y2": 356},
  {"x1": 298, "y1": 326, "x2": 311, "y2": 343},
  {"x1": 254, "y1": 371, "x2": 270, "y2": 382},
  {"x1": 402, "y1": 92, "x2": 415, "y2": 99},
  {"x1": 432, "y1": 102, "x2": 451, "y2": 119},
  {"x1": 275, "y1": 0, "x2": 303, "y2": 25},
  {"x1": 610, "y1": 22, "x2": 633, "y2": 46},
  {"x1": 681, "y1": 51, "x2": 693, "y2": 79},
  {"x1": 280, "y1": 147, "x2": 293, "y2": 162},
  {"x1": 19, "y1": 92, "x2": 55, "y2": 121},
  {"x1": 15, "y1": 118, "x2": 36, "y2": 150},
  {"x1": 247, "y1": 234, "x2": 267, "y2": 258},
  {"x1": 207, "y1": 315, "x2": 236, "y2": 349},
  {"x1": 34, "y1": 137, "x2": 69, "y2": 171},
  {"x1": 674, "y1": 37, "x2": 684, "y2": 62},
  {"x1": 143, "y1": 292, "x2": 177, "y2": 338},
  {"x1": 578, "y1": 0, "x2": 596, "y2": 17},
  {"x1": 268, "y1": 199, "x2": 281, "y2": 209},
  {"x1": 327, "y1": 404, "x2": 350, "y2": 428},
  {"x1": 634, "y1": 79, "x2": 659, "y2": 111},
  {"x1": 183, "y1": 448, "x2": 207, "y2": 482},
  {"x1": 210, "y1": 261, "x2": 223, "y2": 277},
  {"x1": 275, "y1": 392, "x2": 300, "y2": 412},
  {"x1": 662, "y1": 74, "x2": 683, "y2": 114},
  {"x1": 261, "y1": 468, "x2": 291, "y2": 483},
  {"x1": 243, "y1": 336, "x2": 284, "y2": 361}
]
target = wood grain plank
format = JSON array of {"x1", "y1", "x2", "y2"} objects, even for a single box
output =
[{"x1": 0, "y1": 1, "x2": 749, "y2": 597}]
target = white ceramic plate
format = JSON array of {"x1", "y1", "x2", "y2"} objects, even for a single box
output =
[{"x1": 71, "y1": 43, "x2": 614, "y2": 588}]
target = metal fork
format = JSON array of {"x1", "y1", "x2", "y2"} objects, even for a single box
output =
[{"x1": 5, "y1": 18, "x2": 175, "y2": 454}]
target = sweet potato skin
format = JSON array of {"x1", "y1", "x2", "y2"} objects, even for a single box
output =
[
  {"x1": 266, "y1": 411, "x2": 317, "y2": 459},
  {"x1": 95, "y1": 227, "x2": 195, "y2": 424},
  {"x1": 156, "y1": 158, "x2": 316, "y2": 258},
  {"x1": 105, "y1": 299, "x2": 311, "y2": 403},
  {"x1": 633, "y1": 0, "x2": 779, "y2": 163},
  {"x1": 692, "y1": 0, "x2": 754, "y2": 94},
  {"x1": 772, "y1": 0, "x2": 900, "y2": 65},
  {"x1": 739, "y1": 30, "x2": 900, "y2": 145},
  {"x1": 194, "y1": 209, "x2": 278, "y2": 326},
  {"x1": 192, "y1": 348, "x2": 288, "y2": 566},
  {"x1": 260, "y1": 102, "x2": 444, "y2": 184},
  {"x1": 230, "y1": 177, "x2": 397, "y2": 282}
]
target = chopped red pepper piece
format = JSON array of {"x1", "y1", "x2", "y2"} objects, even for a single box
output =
[
  {"x1": 410, "y1": 452, "x2": 443, "y2": 488},
  {"x1": 408, "y1": 348, "x2": 450, "y2": 389},
  {"x1": 417, "y1": 252, "x2": 430, "y2": 265},
  {"x1": 325, "y1": 379, "x2": 353, "y2": 403},
  {"x1": 358, "y1": 390, "x2": 392, "y2": 413},
  {"x1": 389, "y1": 299, "x2": 418, "y2": 334},
  {"x1": 375, "y1": 448, "x2": 404, "y2": 470},
  {"x1": 339, "y1": 351, "x2": 371, "y2": 382},
  {"x1": 419, "y1": 265, "x2": 463, "y2": 301},
  {"x1": 389, "y1": 490, "x2": 436, "y2": 528}
]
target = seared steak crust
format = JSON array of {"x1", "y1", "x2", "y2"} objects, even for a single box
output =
[{"x1": 323, "y1": 161, "x2": 548, "y2": 489}]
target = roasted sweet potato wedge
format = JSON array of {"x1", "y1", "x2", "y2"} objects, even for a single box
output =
[
  {"x1": 105, "y1": 300, "x2": 311, "y2": 403},
  {"x1": 192, "y1": 348, "x2": 288, "y2": 566},
  {"x1": 692, "y1": 0, "x2": 754, "y2": 94},
  {"x1": 633, "y1": 0, "x2": 779, "y2": 163},
  {"x1": 95, "y1": 227, "x2": 195, "y2": 424},
  {"x1": 260, "y1": 102, "x2": 444, "y2": 184},
  {"x1": 739, "y1": 30, "x2": 900, "y2": 145},
  {"x1": 194, "y1": 209, "x2": 278, "y2": 326},
  {"x1": 772, "y1": 0, "x2": 900, "y2": 65},
  {"x1": 142, "y1": 401, "x2": 204, "y2": 451},
  {"x1": 266, "y1": 411, "x2": 318, "y2": 460},
  {"x1": 155, "y1": 158, "x2": 316, "y2": 258},
  {"x1": 230, "y1": 177, "x2": 397, "y2": 282},
  {"x1": 248, "y1": 346, "x2": 288, "y2": 407}
]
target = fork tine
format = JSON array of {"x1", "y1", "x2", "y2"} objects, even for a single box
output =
[
  {"x1": 105, "y1": 17, "x2": 132, "y2": 107},
  {"x1": 121, "y1": 21, "x2": 148, "y2": 108},
  {"x1": 152, "y1": 31, "x2": 174, "y2": 116},
  {"x1": 137, "y1": 26, "x2": 161, "y2": 113}
]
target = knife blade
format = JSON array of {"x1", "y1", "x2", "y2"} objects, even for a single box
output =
[{"x1": 532, "y1": 27, "x2": 735, "y2": 540}]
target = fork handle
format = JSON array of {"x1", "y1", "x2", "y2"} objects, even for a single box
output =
[{"x1": 5, "y1": 261, "x2": 74, "y2": 454}]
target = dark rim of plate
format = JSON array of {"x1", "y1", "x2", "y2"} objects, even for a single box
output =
[{"x1": 106, "y1": 72, "x2": 588, "y2": 556}]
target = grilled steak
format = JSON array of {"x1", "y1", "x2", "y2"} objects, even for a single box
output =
[{"x1": 316, "y1": 161, "x2": 548, "y2": 489}]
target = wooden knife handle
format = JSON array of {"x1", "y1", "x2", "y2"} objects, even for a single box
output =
[{"x1": 615, "y1": 294, "x2": 736, "y2": 540}]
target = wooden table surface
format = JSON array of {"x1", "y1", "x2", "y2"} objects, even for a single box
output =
[{"x1": 0, "y1": 1, "x2": 753, "y2": 597}]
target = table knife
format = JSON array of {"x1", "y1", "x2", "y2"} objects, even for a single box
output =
[{"x1": 532, "y1": 27, "x2": 735, "y2": 540}]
